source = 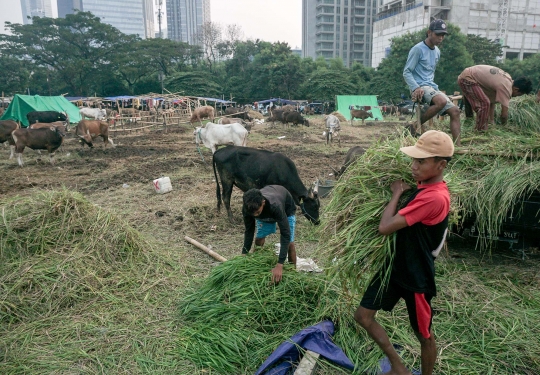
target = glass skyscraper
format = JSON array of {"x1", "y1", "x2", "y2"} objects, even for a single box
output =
[
  {"x1": 57, "y1": 0, "x2": 154, "y2": 39},
  {"x1": 167, "y1": 0, "x2": 210, "y2": 45},
  {"x1": 20, "y1": 0, "x2": 53, "y2": 24}
]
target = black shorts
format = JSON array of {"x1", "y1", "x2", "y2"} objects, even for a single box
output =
[{"x1": 360, "y1": 276, "x2": 434, "y2": 339}]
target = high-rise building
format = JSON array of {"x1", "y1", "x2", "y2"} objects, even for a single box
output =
[
  {"x1": 372, "y1": 0, "x2": 540, "y2": 67},
  {"x1": 167, "y1": 0, "x2": 211, "y2": 45},
  {"x1": 21, "y1": 0, "x2": 53, "y2": 24},
  {"x1": 302, "y1": 0, "x2": 377, "y2": 67},
  {"x1": 57, "y1": 0, "x2": 155, "y2": 39}
]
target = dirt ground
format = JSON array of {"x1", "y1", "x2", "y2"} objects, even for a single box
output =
[{"x1": 1, "y1": 116, "x2": 538, "y2": 271}]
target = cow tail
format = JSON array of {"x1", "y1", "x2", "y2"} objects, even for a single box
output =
[{"x1": 212, "y1": 154, "x2": 222, "y2": 209}]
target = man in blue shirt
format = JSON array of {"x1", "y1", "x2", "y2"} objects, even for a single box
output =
[{"x1": 403, "y1": 19, "x2": 461, "y2": 146}]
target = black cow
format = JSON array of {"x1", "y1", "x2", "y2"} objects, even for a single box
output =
[
  {"x1": 332, "y1": 146, "x2": 366, "y2": 179},
  {"x1": 212, "y1": 146, "x2": 320, "y2": 224},
  {"x1": 283, "y1": 111, "x2": 310, "y2": 127},
  {"x1": 26, "y1": 111, "x2": 68, "y2": 125},
  {"x1": 225, "y1": 107, "x2": 252, "y2": 121},
  {"x1": 0, "y1": 120, "x2": 19, "y2": 159}
]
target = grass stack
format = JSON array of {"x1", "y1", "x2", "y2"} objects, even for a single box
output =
[{"x1": 176, "y1": 249, "x2": 540, "y2": 374}]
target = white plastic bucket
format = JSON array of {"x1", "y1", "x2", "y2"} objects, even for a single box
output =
[{"x1": 153, "y1": 177, "x2": 172, "y2": 194}]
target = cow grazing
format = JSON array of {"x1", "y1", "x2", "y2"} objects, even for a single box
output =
[
  {"x1": 0, "y1": 120, "x2": 19, "y2": 159},
  {"x1": 283, "y1": 111, "x2": 310, "y2": 127},
  {"x1": 350, "y1": 109, "x2": 373, "y2": 125},
  {"x1": 224, "y1": 107, "x2": 252, "y2": 121},
  {"x1": 80, "y1": 107, "x2": 107, "y2": 120},
  {"x1": 325, "y1": 114, "x2": 341, "y2": 145},
  {"x1": 11, "y1": 126, "x2": 65, "y2": 166},
  {"x1": 190, "y1": 106, "x2": 215, "y2": 125},
  {"x1": 75, "y1": 120, "x2": 115, "y2": 148},
  {"x1": 26, "y1": 111, "x2": 68, "y2": 125},
  {"x1": 29, "y1": 121, "x2": 68, "y2": 133},
  {"x1": 212, "y1": 146, "x2": 320, "y2": 224},
  {"x1": 267, "y1": 109, "x2": 286, "y2": 126},
  {"x1": 332, "y1": 146, "x2": 366, "y2": 179},
  {"x1": 194, "y1": 122, "x2": 248, "y2": 153}
]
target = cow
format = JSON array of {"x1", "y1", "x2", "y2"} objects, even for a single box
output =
[
  {"x1": 194, "y1": 122, "x2": 248, "y2": 153},
  {"x1": 267, "y1": 109, "x2": 287, "y2": 126},
  {"x1": 80, "y1": 107, "x2": 107, "y2": 120},
  {"x1": 26, "y1": 111, "x2": 68, "y2": 125},
  {"x1": 283, "y1": 111, "x2": 310, "y2": 127},
  {"x1": 0, "y1": 120, "x2": 19, "y2": 159},
  {"x1": 75, "y1": 120, "x2": 115, "y2": 148},
  {"x1": 324, "y1": 114, "x2": 341, "y2": 146},
  {"x1": 332, "y1": 146, "x2": 366, "y2": 179},
  {"x1": 212, "y1": 146, "x2": 320, "y2": 224},
  {"x1": 225, "y1": 107, "x2": 252, "y2": 121},
  {"x1": 190, "y1": 106, "x2": 215, "y2": 125},
  {"x1": 11, "y1": 126, "x2": 65, "y2": 167},
  {"x1": 218, "y1": 117, "x2": 244, "y2": 125},
  {"x1": 350, "y1": 109, "x2": 373, "y2": 125},
  {"x1": 29, "y1": 121, "x2": 68, "y2": 132}
]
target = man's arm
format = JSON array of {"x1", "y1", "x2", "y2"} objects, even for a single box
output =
[
  {"x1": 378, "y1": 180, "x2": 412, "y2": 235},
  {"x1": 403, "y1": 47, "x2": 421, "y2": 93},
  {"x1": 242, "y1": 211, "x2": 256, "y2": 254},
  {"x1": 273, "y1": 207, "x2": 291, "y2": 264},
  {"x1": 500, "y1": 105, "x2": 509, "y2": 125}
]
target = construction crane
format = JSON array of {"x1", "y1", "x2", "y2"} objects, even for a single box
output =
[
  {"x1": 496, "y1": 0, "x2": 509, "y2": 61},
  {"x1": 156, "y1": 0, "x2": 164, "y2": 38}
]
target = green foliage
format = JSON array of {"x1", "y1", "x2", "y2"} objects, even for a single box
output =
[
  {"x1": 436, "y1": 23, "x2": 474, "y2": 93},
  {"x1": 0, "y1": 54, "x2": 31, "y2": 95},
  {"x1": 501, "y1": 53, "x2": 540, "y2": 91},
  {"x1": 165, "y1": 71, "x2": 221, "y2": 97},
  {"x1": 465, "y1": 34, "x2": 503, "y2": 65},
  {"x1": 300, "y1": 69, "x2": 358, "y2": 101}
]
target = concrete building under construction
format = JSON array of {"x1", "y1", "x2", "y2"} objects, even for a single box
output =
[{"x1": 371, "y1": 0, "x2": 540, "y2": 67}]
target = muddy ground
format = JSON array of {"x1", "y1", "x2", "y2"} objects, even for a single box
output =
[{"x1": 1, "y1": 116, "x2": 538, "y2": 277}]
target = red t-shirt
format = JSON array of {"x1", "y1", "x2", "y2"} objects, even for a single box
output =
[{"x1": 398, "y1": 181, "x2": 450, "y2": 226}]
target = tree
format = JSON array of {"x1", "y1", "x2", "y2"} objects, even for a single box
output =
[
  {"x1": 0, "y1": 12, "x2": 132, "y2": 96},
  {"x1": 465, "y1": 34, "x2": 503, "y2": 65},
  {"x1": 197, "y1": 22, "x2": 222, "y2": 71},
  {"x1": 299, "y1": 68, "x2": 357, "y2": 101},
  {"x1": 165, "y1": 71, "x2": 221, "y2": 97},
  {"x1": 0, "y1": 54, "x2": 31, "y2": 95}
]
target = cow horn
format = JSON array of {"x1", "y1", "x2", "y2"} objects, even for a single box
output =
[{"x1": 313, "y1": 180, "x2": 319, "y2": 194}]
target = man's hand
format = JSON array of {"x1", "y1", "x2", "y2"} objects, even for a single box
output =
[
  {"x1": 271, "y1": 264, "x2": 284, "y2": 284},
  {"x1": 412, "y1": 88, "x2": 424, "y2": 102},
  {"x1": 390, "y1": 180, "x2": 412, "y2": 196}
]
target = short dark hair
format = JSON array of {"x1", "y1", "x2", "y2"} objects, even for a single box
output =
[
  {"x1": 513, "y1": 77, "x2": 533, "y2": 94},
  {"x1": 243, "y1": 188, "x2": 264, "y2": 214},
  {"x1": 434, "y1": 156, "x2": 452, "y2": 163}
]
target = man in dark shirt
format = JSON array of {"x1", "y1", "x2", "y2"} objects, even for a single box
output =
[
  {"x1": 354, "y1": 130, "x2": 454, "y2": 375},
  {"x1": 242, "y1": 185, "x2": 297, "y2": 283}
]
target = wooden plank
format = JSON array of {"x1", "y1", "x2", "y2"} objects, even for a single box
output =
[{"x1": 294, "y1": 350, "x2": 320, "y2": 375}]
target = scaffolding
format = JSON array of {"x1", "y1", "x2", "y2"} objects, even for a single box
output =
[{"x1": 496, "y1": 0, "x2": 509, "y2": 60}]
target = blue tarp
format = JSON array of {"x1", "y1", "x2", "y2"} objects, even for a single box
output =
[
  {"x1": 197, "y1": 97, "x2": 235, "y2": 104},
  {"x1": 255, "y1": 321, "x2": 354, "y2": 375},
  {"x1": 103, "y1": 96, "x2": 138, "y2": 101},
  {"x1": 258, "y1": 98, "x2": 300, "y2": 105}
]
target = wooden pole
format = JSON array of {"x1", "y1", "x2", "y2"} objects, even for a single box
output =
[{"x1": 184, "y1": 236, "x2": 228, "y2": 262}]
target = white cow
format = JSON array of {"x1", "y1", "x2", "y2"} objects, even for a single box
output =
[
  {"x1": 194, "y1": 123, "x2": 248, "y2": 153},
  {"x1": 80, "y1": 108, "x2": 107, "y2": 120}
]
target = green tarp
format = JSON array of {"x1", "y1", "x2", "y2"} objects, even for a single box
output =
[
  {"x1": 0, "y1": 94, "x2": 81, "y2": 127},
  {"x1": 335, "y1": 95, "x2": 383, "y2": 121}
]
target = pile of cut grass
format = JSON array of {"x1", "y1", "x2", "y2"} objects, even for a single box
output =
[
  {"x1": 317, "y1": 125, "x2": 540, "y2": 293},
  {"x1": 494, "y1": 94, "x2": 540, "y2": 133},
  {"x1": 176, "y1": 250, "x2": 540, "y2": 374},
  {"x1": 0, "y1": 189, "x2": 190, "y2": 373}
]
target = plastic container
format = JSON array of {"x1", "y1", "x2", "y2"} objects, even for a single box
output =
[
  {"x1": 316, "y1": 179, "x2": 335, "y2": 198},
  {"x1": 153, "y1": 177, "x2": 172, "y2": 194}
]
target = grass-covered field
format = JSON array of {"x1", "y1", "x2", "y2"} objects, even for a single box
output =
[{"x1": 1, "y1": 111, "x2": 539, "y2": 374}]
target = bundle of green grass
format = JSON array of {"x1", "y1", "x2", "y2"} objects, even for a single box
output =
[
  {"x1": 177, "y1": 249, "x2": 540, "y2": 374},
  {"x1": 0, "y1": 189, "x2": 152, "y2": 324}
]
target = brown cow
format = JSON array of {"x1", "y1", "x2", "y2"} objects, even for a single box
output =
[
  {"x1": 29, "y1": 121, "x2": 68, "y2": 133},
  {"x1": 11, "y1": 126, "x2": 65, "y2": 166},
  {"x1": 75, "y1": 120, "x2": 115, "y2": 148},
  {"x1": 0, "y1": 120, "x2": 19, "y2": 159},
  {"x1": 190, "y1": 106, "x2": 215, "y2": 125},
  {"x1": 218, "y1": 117, "x2": 244, "y2": 125},
  {"x1": 350, "y1": 109, "x2": 373, "y2": 125}
]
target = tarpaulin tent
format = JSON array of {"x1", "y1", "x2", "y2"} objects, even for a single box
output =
[
  {"x1": 335, "y1": 95, "x2": 383, "y2": 121},
  {"x1": 0, "y1": 94, "x2": 82, "y2": 127}
]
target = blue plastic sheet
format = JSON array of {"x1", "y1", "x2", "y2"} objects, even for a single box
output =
[{"x1": 255, "y1": 320, "x2": 354, "y2": 375}]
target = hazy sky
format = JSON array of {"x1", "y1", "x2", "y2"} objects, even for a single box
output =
[{"x1": 0, "y1": 0, "x2": 302, "y2": 48}]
